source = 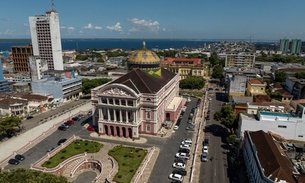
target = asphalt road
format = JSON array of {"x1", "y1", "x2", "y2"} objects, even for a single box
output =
[{"x1": 199, "y1": 89, "x2": 230, "y2": 183}]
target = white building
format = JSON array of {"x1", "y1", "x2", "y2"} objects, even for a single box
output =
[
  {"x1": 238, "y1": 103, "x2": 305, "y2": 141},
  {"x1": 29, "y1": 3, "x2": 63, "y2": 71},
  {"x1": 28, "y1": 56, "x2": 48, "y2": 81}
]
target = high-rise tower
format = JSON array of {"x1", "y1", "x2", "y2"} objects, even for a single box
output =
[
  {"x1": 279, "y1": 39, "x2": 289, "y2": 54},
  {"x1": 29, "y1": 1, "x2": 63, "y2": 70},
  {"x1": 291, "y1": 39, "x2": 302, "y2": 55}
]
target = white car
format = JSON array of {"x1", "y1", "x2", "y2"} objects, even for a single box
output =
[
  {"x1": 181, "y1": 139, "x2": 192, "y2": 145},
  {"x1": 203, "y1": 146, "x2": 208, "y2": 153},
  {"x1": 174, "y1": 125, "x2": 179, "y2": 130},
  {"x1": 180, "y1": 144, "x2": 191, "y2": 150},
  {"x1": 172, "y1": 162, "x2": 185, "y2": 169},
  {"x1": 169, "y1": 173, "x2": 183, "y2": 181},
  {"x1": 175, "y1": 153, "x2": 190, "y2": 160},
  {"x1": 182, "y1": 106, "x2": 187, "y2": 112}
]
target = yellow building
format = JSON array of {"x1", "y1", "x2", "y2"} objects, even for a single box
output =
[
  {"x1": 246, "y1": 79, "x2": 267, "y2": 96},
  {"x1": 161, "y1": 58, "x2": 204, "y2": 80}
]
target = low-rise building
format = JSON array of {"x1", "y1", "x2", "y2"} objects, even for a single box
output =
[
  {"x1": 161, "y1": 58, "x2": 205, "y2": 80},
  {"x1": 227, "y1": 74, "x2": 247, "y2": 97},
  {"x1": 246, "y1": 79, "x2": 267, "y2": 96},
  {"x1": 225, "y1": 52, "x2": 255, "y2": 68},
  {"x1": 12, "y1": 82, "x2": 31, "y2": 93},
  {"x1": 0, "y1": 98, "x2": 28, "y2": 116}
]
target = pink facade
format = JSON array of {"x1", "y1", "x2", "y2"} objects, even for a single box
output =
[{"x1": 91, "y1": 73, "x2": 182, "y2": 139}]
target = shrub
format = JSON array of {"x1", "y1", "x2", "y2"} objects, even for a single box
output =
[
  {"x1": 61, "y1": 150, "x2": 66, "y2": 153},
  {"x1": 60, "y1": 156, "x2": 65, "y2": 160},
  {"x1": 129, "y1": 169, "x2": 134, "y2": 172},
  {"x1": 118, "y1": 175, "x2": 122, "y2": 178}
]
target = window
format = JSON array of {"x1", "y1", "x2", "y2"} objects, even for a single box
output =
[
  {"x1": 146, "y1": 111, "x2": 151, "y2": 119},
  {"x1": 146, "y1": 124, "x2": 151, "y2": 132},
  {"x1": 261, "y1": 88, "x2": 263, "y2": 90},
  {"x1": 298, "y1": 135, "x2": 303, "y2": 137},
  {"x1": 278, "y1": 125, "x2": 287, "y2": 128}
]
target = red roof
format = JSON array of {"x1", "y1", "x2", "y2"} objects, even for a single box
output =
[
  {"x1": 162, "y1": 58, "x2": 201, "y2": 65},
  {"x1": 248, "y1": 79, "x2": 264, "y2": 85}
]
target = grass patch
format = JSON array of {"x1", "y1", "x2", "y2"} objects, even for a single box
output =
[
  {"x1": 41, "y1": 139, "x2": 102, "y2": 168},
  {"x1": 108, "y1": 145, "x2": 147, "y2": 183},
  {"x1": 180, "y1": 90, "x2": 203, "y2": 97}
]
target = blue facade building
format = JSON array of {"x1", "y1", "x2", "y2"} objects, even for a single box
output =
[
  {"x1": 0, "y1": 58, "x2": 10, "y2": 92},
  {"x1": 31, "y1": 76, "x2": 82, "y2": 101}
]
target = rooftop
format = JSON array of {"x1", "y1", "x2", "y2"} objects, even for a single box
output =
[{"x1": 248, "y1": 79, "x2": 264, "y2": 85}]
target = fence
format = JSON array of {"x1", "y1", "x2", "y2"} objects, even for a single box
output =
[
  {"x1": 0, "y1": 107, "x2": 90, "y2": 169},
  {"x1": 133, "y1": 146, "x2": 156, "y2": 183}
]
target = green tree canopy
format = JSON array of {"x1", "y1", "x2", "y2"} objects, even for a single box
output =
[
  {"x1": 179, "y1": 76, "x2": 206, "y2": 90},
  {"x1": 227, "y1": 134, "x2": 237, "y2": 146},
  {"x1": 0, "y1": 168, "x2": 69, "y2": 183},
  {"x1": 211, "y1": 65, "x2": 224, "y2": 79},
  {"x1": 81, "y1": 78, "x2": 112, "y2": 94},
  {"x1": 274, "y1": 70, "x2": 287, "y2": 83},
  {"x1": 214, "y1": 105, "x2": 236, "y2": 133},
  {"x1": 295, "y1": 72, "x2": 305, "y2": 79},
  {"x1": 0, "y1": 114, "x2": 22, "y2": 136},
  {"x1": 209, "y1": 52, "x2": 219, "y2": 66},
  {"x1": 156, "y1": 50, "x2": 178, "y2": 58}
]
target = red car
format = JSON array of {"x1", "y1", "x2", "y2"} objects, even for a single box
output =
[
  {"x1": 66, "y1": 120, "x2": 75, "y2": 125},
  {"x1": 87, "y1": 126, "x2": 95, "y2": 131}
]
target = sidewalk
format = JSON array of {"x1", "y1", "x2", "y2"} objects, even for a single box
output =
[{"x1": 0, "y1": 102, "x2": 92, "y2": 163}]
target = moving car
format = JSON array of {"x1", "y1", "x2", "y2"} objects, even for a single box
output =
[
  {"x1": 172, "y1": 169, "x2": 187, "y2": 176},
  {"x1": 169, "y1": 173, "x2": 183, "y2": 181},
  {"x1": 15, "y1": 154, "x2": 25, "y2": 161},
  {"x1": 26, "y1": 116, "x2": 33, "y2": 120},
  {"x1": 172, "y1": 162, "x2": 185, "y2": 169},
  {"x1": 57, "y1": 138, "x2": 67, "y2": 145},
  {"x1": 201, "y1": 152, "x2": 208, "y2": 162},
  {"x1": 180, "y1": 144, "x2": 191, "y2": 150},
  {"x1": 8, "y1": 159, "x2": 20, "y2": 165},
  {"x1": 175, "y1": 153, "x2": 190, "y2": 160}
]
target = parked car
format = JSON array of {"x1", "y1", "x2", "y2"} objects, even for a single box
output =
[
  {"x1": 187, "y1": 119, "x2": 192, "y2": 124},
  {"x1": 26, "y1": 116, "x2": 33, "y2": 120},
  {"x1": 72, "y1": 117, "x2": 79, "y2": 122},
  {"x1": 178, "y1": 148, "x2": 190, "y2": 154},
  {"x1": 207, "y1": 110, "x2": 211, "y2": 114},
  {"x1": 172, "y1": 162, "x2": 185, "y2": 169},
  {"x1": 201, "y1": 152, "x2": 208, "y2": 162},
  {"x1": 57, "y1": 138, "x2": 67, "y2": 145},
  {"x1": 186, "y1": 125, "x2": 195, "y2": 131},
  {"x1": 174, "y1": 158, "x2": 186, "y2": 163},
  {"x1": 80, "y1": 120, "x2": 88, "y2": 126},
  {"x1": 8, "y1": 159, "x2": 20, "y2": 165},
  {"x1": 87, "y1": 111, "x2": 92, "y2": 115},
  {"x1": 180, "y1": 144, "x2": 191, "y2": 150},
  {"x1": 174, "y1": 125, "x2": 179, "y2": 130},
  {"x1": 87, "y1": 126, "x2": 95, "y2": 131},
  {"x1": 77, "y1": 114, "x2": 85, "y2": 119},
  {"x1": 204, "y1": 138, "x2": 209, "y2": 147},
  {"x1": 51, "y1": 106, "x2": 57, "y2": 111},
  {"x1": 175, "y1": 153, "x2": 190, "y2": 160},
  {"x1": 206, "y1": 115, "x2": 210, "y2": 120},
  {"x1": 172, "y1": 169, "x2": 187, "y2": 176},
  {"x1": 169, "y1": 173, "x2": 183, "y2": 181},
  {"x1": 191, "y1": 108, "x2": 195, "y2": 113},
  {"x1": 15, "y1": 154, "x2": 25, "y2": 161},
  {"x1": 66, "y1": 120, "x2": 75, "y2": 125},
  {"x1": 181, "y1": 139, "x2": 192, "y2": 145},
  {"x1": 58, "y1": 125, "x2": 68, "y2": 131},
  {"x1": 203, "y1": 146, "x2": 208, "y2": 154},
  {"x1": 63, "y1": 122, "x2": 70, "y2": 128},
  {"x1": 47, "y1": 147, "x2": 55, "y2": 153}
]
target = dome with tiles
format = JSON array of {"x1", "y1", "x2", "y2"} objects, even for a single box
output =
[{"x1": 127, "y1": 41, "x2": 161, "y2": 77}]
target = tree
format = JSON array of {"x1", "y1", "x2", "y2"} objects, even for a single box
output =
[
  {"x1": 295, "y1": 72, "x2": 305, "y2": 79},
  {"x1": 179, "y1": 76, "x2": 206, "y2": 90},
  {"x1": 274, "y1": 71, "x2": 287, "y2": 83},
  {"x1": 209, "y1": 52, "x2": 219, "y2": 66},
  {"x1": 227, "y1": 134, "x2": 237, "y2": 146},
  {"x1": 81, "y1": 78, "x2": 112, "y2": 94},
  {"x1": 0, "y1": 114, "x2": 22, "y2": 137},
  {"x1": 0, "y1": 168, "x2": 69, "y2": 183},
  {"x1": 211, "y1": 65, "x2": 224, "y2": 79},
  {"x1": 214, "y1": 105, "x2": 236, "y2": 133}
]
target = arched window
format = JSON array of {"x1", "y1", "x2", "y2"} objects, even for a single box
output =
[
  {"x1": 146, "y1": 98, "x2": 151, "y2": 101},
  {"x1": 146, "y1": 124, "x2": 151, "y2": 132}
]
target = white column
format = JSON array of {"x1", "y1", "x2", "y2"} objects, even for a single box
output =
[
  {"x1": 114, "y1": 109, "x2": 117, "y2": 121},
  {"x1": 126, "y1": 110, "x2": 128, "y2": 123},
  {"x1": 133, "y1": 112, "x2": 136, "y2": 124},
  {"x1": 107, "y1": 109, "x2": 110, "y2": 121},
  {"x1": 100, "y1": 108, "x2": 104, "y2": 120}
]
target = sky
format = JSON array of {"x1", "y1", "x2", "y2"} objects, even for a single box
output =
[{"x1": 1, "y1": 0, "x2": 305, "y2": 40}]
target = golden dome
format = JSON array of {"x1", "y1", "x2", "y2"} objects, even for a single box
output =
[{"x1": 128, "y1": 42, "x2": 160, "y2": 64}]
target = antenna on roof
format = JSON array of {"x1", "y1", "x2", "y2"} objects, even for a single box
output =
[{"x1": 51, "y1": 0, "x2": 56, "y2": 12}]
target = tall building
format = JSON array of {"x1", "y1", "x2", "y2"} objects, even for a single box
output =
[
  {"x1": 0, "y1": 58, "x2": 10, "y2": 93},
  {"x1": 225, "y1": 53, "x2": 255, "y2": 68},
  {"x1": 279, "y1": 39, "x2": 289, "y2": 54},
  {"x1": 28, "y1": 56, "x2": 48, "y2": 81},
  {"x1": 11, "y1": 43, "x2": 33, "y2": 73},
  {"x1": 29, "y1": 2, "x2": 63, "y2": 71},
  {"x1": 291, "y1": 39, "x2": 302, "y2": 55}
]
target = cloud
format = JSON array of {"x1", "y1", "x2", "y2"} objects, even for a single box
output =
[
  {"x1": 128, "y1": 18, "x2": 160, "y2": 33},
  {"x1": 128, "y1": 27, "x2": 139, "y2": 32},
  {"x1": 95, "y1": 26, "x2": 102, "y2": 30},
  {"x1": 23, "y1": 23, "x2": 28, "y2": 27},
  {"x1": 84, "y1": 23, "x2": 93, "y2": 29},
  {"x1": 67, "y1": 27, "x2": 75, "y2": 30},
  {"x1": 0, "y1": 18, "x2": 11, "y2": 21},
  {"x1": 106, "y1": 22, "x2": 123, "y2": 32}
]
